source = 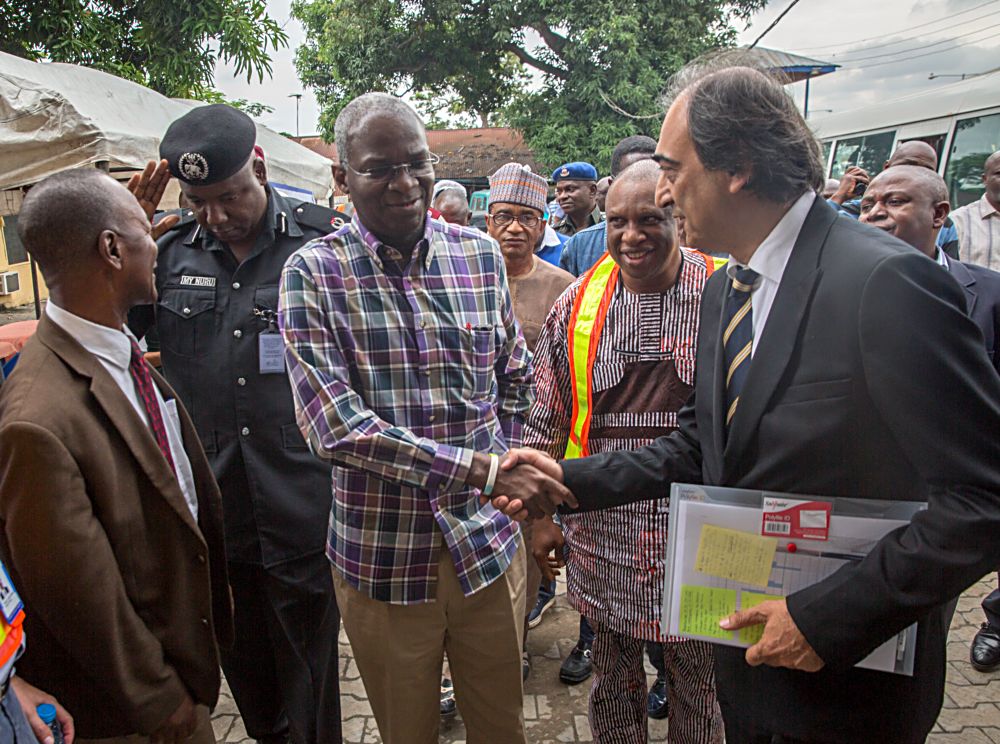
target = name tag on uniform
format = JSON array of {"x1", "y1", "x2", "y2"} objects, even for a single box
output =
[
  {"x1": 179, "y1": 275, "x2": 217, "y2": 287},
  {"x1": 0, "y1": 563, "x2": 23, "y2": 624},
  {"x1": 259, "y1": 332, "x2": 286, "y2": 374}
]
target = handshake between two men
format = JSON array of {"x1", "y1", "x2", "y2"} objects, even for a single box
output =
[{"x1": 472, "y1": 448, "x2": 572, "y2": 521}]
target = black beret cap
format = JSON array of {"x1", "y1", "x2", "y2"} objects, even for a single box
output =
[{"x1": 159, "y1": 104, "x2": 256, "y2": 186}]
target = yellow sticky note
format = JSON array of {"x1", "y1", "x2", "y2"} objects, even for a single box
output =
[
  {"x1": 738, "y1": 591, "x2": 782, "y2": 645},
  {"x1": 694, "y1": 524, "x2": 777, "y2": 588},
  {"x1": 678, "y1": 585, "x2": 737, "y2": 639}
]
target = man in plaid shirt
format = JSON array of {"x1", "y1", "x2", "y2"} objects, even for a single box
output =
[{"x1": 278, "y1": 93, "x2": 574, "y2": 744}]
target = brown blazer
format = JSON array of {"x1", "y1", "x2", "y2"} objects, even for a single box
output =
[{"x1": 0, "y1": 315, "x2": 233, "y2": 737}]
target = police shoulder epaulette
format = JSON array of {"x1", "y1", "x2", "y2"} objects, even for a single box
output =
[{"x1": 291, "y1": 202, "x2": 344, "y2": 232}]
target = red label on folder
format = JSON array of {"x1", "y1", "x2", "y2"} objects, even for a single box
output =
[{"x1": 761, "y1": 497, "x2": 832, "y2": 541}]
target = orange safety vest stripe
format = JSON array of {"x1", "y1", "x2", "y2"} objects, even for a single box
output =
[{"x1": 0, "y1": 609, "x2": 24, "y2": 670}]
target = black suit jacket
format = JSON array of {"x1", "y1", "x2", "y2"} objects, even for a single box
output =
[
  {"x1": 562, "y1": 197, "x2": 1000, "y2": 743},
  {"x1": 946, "y1": 255, "x2": 1000, "y2": 373}
]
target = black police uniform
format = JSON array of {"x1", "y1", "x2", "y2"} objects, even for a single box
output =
[{"x1": 130, "y1": 189, "x2": 346, "y2": 743}]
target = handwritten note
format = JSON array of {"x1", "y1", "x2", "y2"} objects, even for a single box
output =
[
  {"x1": 738, "y1": 591, "x2": 782, "y2": 645},
  {"x1": 678, "y1": 585, "x2": 737, "y2": 639},
  {"x1": 695, "y1": 524, "x2": 777, "y2": 588}
]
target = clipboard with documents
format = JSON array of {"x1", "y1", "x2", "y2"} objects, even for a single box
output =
[{"x1": 661, "y1": 483, "x2": 926, "y2": 676}]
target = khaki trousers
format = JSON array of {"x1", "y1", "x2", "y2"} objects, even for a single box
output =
[
  {"x1": 333, "y1": 537, "x2": 527, "y2": 744},
  {"x1": 74, "y1": 705, "x2": 213, "y2": 744}
]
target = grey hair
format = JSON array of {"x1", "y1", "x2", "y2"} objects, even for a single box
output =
[
  {"x1": 660, "y1": 50, "x2": 824, "y2": 204},
  {"x1": 334, "y1": 92, "x2": 423, "y2": 166}
]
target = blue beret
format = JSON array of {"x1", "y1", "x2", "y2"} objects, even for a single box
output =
[
  {"x1": 552, "y1": 162, "x2": 598, "y2": 182},
  {"x1": 160, "y1": 104, "x2": 256, "y2": 186}
]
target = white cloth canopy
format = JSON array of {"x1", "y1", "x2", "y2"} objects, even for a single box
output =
[{"x1": 0, "y1": 52, "x2": 333, "y2": 199}]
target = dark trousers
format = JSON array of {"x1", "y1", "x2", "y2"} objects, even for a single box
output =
[
  {"x1": 983, "y1": 575, "x2": 1000, "y2": 627},
  {"x1": 222, "y1": 553, "x2": 342, "y2": 744}
]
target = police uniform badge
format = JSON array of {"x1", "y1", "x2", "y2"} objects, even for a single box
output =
[{"x1": 178, "y1": 153, "x2": 210, "y2": 183}]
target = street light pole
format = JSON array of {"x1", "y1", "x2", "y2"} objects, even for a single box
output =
[{"x1": 289, "y1": 93, "x2": 303, "y2": 137}]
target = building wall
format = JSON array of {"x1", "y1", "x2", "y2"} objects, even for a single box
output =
[{"x1": 0, "y1": 216, "x2": 47, "y2": 309}]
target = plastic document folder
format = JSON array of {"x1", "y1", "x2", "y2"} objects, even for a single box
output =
[{"x1": 662, "y1": 483, "x2": 926, "y2": 676}]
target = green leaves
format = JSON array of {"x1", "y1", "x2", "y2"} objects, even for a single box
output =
[
  {"x1": 292, "y1": 0, "x2": 765, "y2": 169},
  {"x1": 1, "y1": 0, "x2": 288, "y2": 99}
]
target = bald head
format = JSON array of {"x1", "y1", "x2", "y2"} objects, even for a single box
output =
[
  {"x1": 860, "y1": 165, "x2": 950, "y2": 258},
  {"x1": 886, "y1": 141, "x2": 938, "y2": 171},
  {"x1": 18, "y1": 170, "x2": 126, "y2": 280},
  {"x1": 606, "y1": 159, "x2": 660, "y2": 204},
  {"x1": 433, "y1": 190, "x2": 470, "y2": 225}
]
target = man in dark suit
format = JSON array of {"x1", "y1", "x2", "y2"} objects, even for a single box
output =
[
  {"x1": 0, "y1": 169, "x2": 232, "y2": 741},
  {"x1": 859, "y1": 165, "x2": 1000, "y2": 673},
  {"x1": 492, "y1": 61, "x2": 1000, "y2": 743}
]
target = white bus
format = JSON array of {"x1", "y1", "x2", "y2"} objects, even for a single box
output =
[{"x1": 811, "y1": 71, "x2": 1000, "y2": 209}]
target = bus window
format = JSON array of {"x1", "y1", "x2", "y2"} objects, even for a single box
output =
[
  {"x1": 821, "y1": 141, "x2": 832, "y2": 175},
  {"x1": 830, "y1": 131, "x2": 896, "y2": 180},
  {"x1": 944, "y1": 112, "x2": 1000, "y2": 209}
]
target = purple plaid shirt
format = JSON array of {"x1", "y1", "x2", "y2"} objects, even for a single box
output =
[{"x1": 278, "y1": 213, "x2": 532, "y2": 604}]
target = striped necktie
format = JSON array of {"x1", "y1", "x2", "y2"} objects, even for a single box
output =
[{"x1": 723, "y1": 267, "x2": 760, "y2": 430}]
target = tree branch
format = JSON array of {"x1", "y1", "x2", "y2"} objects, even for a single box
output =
[
  {"x1": 530, "y1": 23, "x2": 567, "y2": 56},
  {"x1": 504, "y1": 43, "x2": 568, "y2": 79}
]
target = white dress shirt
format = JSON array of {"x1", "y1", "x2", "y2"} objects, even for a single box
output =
[
  {"x1": 951, "y1": 193, "x2": 1000, "y2": 271},
  {"x1": 726, "y1": 191, "x2": 816, "y2": 355},
  {"x1": 45, "y1": 303, "x2": 198, "y2": 520}
]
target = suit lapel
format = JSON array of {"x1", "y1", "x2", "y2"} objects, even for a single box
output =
[
  {"x1": 722, "y1": 199, "x2": 836, "y2": 474},
  {"x1": 35, "y1": 316, "x2": 201, "y2": 535},
  {"x1": 947, "y1": 258, "x2": 978, "y2": 316},
  {"x1": 700, "y1": 273, "x2": 728, "y2": 480}
]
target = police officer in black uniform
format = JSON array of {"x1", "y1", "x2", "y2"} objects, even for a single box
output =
[{"x1": 129, "y1": 104, "x2": 343, "y2": 744}]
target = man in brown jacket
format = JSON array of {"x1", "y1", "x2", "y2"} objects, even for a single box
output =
[{"x1": 0, "y1": 169, "x2": 232, "y2": 742}]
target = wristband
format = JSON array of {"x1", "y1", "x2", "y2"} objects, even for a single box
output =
[{"x1": 483, "y1": 453, "x2": 500, "y2": 497}]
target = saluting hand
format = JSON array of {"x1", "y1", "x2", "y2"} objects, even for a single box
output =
[
  {"x1": 720, "y1": 598, "x2": 825, "y2": 672},
  {"x1": 127, "y1": 159, "x2": 179, "y2": 240}
]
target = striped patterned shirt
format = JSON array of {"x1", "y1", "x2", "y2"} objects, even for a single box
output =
[
  {"x1": 525, "y1": 248, "x2": 708, "y2": 640},
  {"x1": 279, "y1": 214, "x2": 531, "y2": 604},
  {"x1": 952, "y1": 194, "x2": 1000, "y2": 271}
]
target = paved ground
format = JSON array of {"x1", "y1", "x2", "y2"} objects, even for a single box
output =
[{"x1": 210, "y1": 575, "x2": 1000, "y2": 743}]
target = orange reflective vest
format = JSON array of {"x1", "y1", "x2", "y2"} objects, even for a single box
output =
[
  {"x1": 0, "y1": 564, "x2": 24, "y2": 674},
  {"x1": 564, "y1": 250, "x2": 718, "y2": 459}
]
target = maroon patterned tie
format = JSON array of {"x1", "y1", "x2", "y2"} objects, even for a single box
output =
[{"x1": 128, "y1": 339, "x2": 176, "y2": 476}]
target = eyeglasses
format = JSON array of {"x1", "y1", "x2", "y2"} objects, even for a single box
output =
[
  {"x1": 346, "y1": 153, "x2": 440, "y2": 183},
  {"x1": 489, "y1": 212, "x2": 541, "y2": 228}
]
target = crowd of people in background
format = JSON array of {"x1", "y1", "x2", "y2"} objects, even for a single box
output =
[{"x1": 0, "y1": 50, "x2": 998, "y2": 744}]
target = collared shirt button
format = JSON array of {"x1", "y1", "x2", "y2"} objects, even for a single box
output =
[
  {"x1": 237, "y1": 377, "x2": 246, "y2": 386},
  {"x1": 423, "y1": 369, "x2": 431, "y2": 376},
  {"x1": 232, "y1": 282, "x2": 241, "y2": 290},
  {"x1": 182, "y1": 307, "x2": 191, "y2": 316},
  {"x1": 420, "y1": 319, "x2": 427, "y2": 328},
  {"x1": 241, "y1": 426, "x2": 250, "y2": 436},
  {"x1": 201, "y1": 617, "x2": 209, "y2": 628},
  {"x1": 233, "y1": 329, "x2": 243, "y2": 339},
  {"x1": 428, "y1": 414, "x2": 436, "y2": 422},
  {"x1": 197, "y1": 553, "x2": 206, "y2": 564}
]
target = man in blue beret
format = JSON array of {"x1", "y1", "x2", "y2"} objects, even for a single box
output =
[
  {"x1": 128, "y1": 103, "x2": 343, "y2": 744},
  {"x1": 551, "y1": 162, "x2": 602, "y2": 238}
]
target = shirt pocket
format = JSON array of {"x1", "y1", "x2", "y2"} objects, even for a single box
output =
[
  {"x1": 157, "y1": 285, "x2": 216, "y2": 358},
  {"x1": 461, "y1": 323, "x2": 496, "y2": 399}
]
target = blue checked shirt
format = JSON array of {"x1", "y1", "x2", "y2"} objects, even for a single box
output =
[{"x1": 278, "y1": 214, "x2": 532, "y2": 604}]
